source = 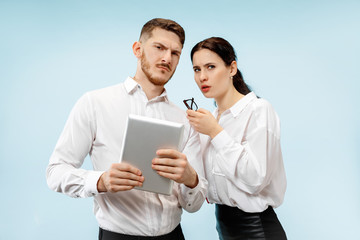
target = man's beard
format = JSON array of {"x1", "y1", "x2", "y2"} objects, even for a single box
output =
[{"x1": 140, "y1": 52, "x2": 175, "y2": 86}]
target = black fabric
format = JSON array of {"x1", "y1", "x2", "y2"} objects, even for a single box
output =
[
  {"x1": 99, "y1": 224, "x2": 185, "y2": 240},
  {"x1": 215, "y1": 204, "x2": 287, "y2": 240}
]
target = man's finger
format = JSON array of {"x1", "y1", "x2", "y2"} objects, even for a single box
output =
[
  {"x1": 110, "y1": 177, "x2": 144, "y2": 186},
  {"x1": 156, "y1": 149, "x2": 184, "y2": 159},
  {"x1": 112, "y1": 162, "x2": 142, "y2": 176},
  {"x1": 116, "y1": 171, "x2": 144, "y2": 182},
  {"x1": 152, "y1": 164, "x2": 176, "y2": 174},
  {"x1": 152, "y1": 157, "x2": 178, "y2": 167}
]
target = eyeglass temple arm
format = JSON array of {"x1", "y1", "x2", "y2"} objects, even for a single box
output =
[{"x1": 183, "y1": 100, "x2": 191, "y2": 109}]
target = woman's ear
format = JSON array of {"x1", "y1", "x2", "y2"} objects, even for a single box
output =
[
  {"x1": 132, "y1": 41, "x2": 142, "y2": 59},
  {"x1": 230, "y1": 60, "x2": 238, "y2": 77}
]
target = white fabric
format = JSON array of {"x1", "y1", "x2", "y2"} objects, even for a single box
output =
[
  {"x1": 201, "y1": 92, "x2": 286, "y2": 212},
  {"x1": 46, "y1": 77, "x2": 207, "y2": 236}
]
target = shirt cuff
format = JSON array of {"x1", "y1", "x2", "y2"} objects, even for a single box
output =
[
  {"x1": 180, "y1": 175, "x2": 206, "y2": 204},
  {"x1": 211, "y1": 130, "x2": 232, "y2": 150},
  {"x1": 84, "y1": 171, "x2": 105, "y2": 197}
]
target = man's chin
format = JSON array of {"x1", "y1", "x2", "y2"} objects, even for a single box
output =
[
  {"x1": 150, "y1": 78, "x2": 170, "y2": 86},
  {"x1": 149, "y1": 74, "x2": 172, "y2": 86}
]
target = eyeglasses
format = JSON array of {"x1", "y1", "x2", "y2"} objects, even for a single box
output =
[{"x1": 183, "y1": 97, "x2": 198, "y2": 111}]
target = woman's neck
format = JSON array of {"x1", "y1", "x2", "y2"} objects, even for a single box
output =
[{"x1": 216, "y1": 88, "x2": 244, "y2": 116}]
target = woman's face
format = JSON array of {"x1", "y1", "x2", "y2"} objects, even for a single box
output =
[{"x1": 192, "y1": 49, "x2": 235, "y2": 100}]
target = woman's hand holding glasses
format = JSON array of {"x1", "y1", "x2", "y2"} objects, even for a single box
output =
[{"x1": 184, "y1": 98, "x2": 223, "y2": 139}]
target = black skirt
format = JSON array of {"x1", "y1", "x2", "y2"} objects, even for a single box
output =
[{"x1": 215, "y1": 204, "x2": 287, "y2": 240}]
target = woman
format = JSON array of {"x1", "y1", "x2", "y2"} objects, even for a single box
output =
[{"x1": 186, "y1": 37, "x2": 287, "y2": 240}]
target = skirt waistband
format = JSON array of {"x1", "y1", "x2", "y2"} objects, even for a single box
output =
[{"x1": 99, "y1": 224, "x2": 184, "y2": 240}]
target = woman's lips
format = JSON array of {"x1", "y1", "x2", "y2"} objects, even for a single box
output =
[{"x1": 201, "y1": 85, "x2": 211, "y2": 93}]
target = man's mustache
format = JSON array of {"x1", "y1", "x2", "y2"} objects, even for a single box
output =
[{"x1": 156, "y1": 63, "x2": 171, "y2": 72}]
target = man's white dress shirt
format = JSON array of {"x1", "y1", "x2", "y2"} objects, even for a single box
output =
[
  {"x1": 201, "y1": 92, "x2": 286, "y2": 212},
  {"x1": 46, "y1": 77, "x2": 207, "y2": 236}
]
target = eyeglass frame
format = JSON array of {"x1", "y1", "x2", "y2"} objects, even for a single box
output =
[{"x1": 183, "y1": 97, "x2": 198, "y2": 111}]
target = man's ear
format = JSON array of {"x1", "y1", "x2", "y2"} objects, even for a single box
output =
[
  {"x1": 132, "y1": 41, "x2": 142, "y2": 59},
  {"x1": 230, "y1": 60, "x2": 238, "y2": 77}
]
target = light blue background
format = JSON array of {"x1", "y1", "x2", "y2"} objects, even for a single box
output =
[{"x1": 1, "y1": 1, "x2": 359, "y2": 239}]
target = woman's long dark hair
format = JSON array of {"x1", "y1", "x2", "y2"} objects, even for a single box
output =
[{"x1": 190, "y1": 37, "x2": 251, "y2": 95}]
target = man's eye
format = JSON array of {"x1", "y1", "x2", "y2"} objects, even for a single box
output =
[
  {"x1": 208, "y1": 65, "x2": 215, "y2": 69},
  {"x1": 193, "y1": 68, "x2": 200, "y2": 72}
]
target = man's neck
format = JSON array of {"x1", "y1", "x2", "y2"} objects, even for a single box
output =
[{"x1": 132, "y1": 74, "x2": 165, "y2": 100}]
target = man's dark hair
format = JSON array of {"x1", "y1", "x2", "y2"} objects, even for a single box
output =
[{"x1": 140, "y1": 18, "x2": 185, "y2": 47}]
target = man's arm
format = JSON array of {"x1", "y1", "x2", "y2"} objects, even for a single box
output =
[
  {"x1": 46, "y1": 93, "x2": 101, "y2": 198},
  {"x1": 46, "y1": 93, "x2": 145, "y2": 197},
  {"x1": 151, "y1": 149, "x2": 198, "y2": 188},
  {"x1": 152, "y1": 125, "x2": 208, "y2": 212}
]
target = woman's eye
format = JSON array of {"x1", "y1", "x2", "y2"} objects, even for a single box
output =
[
  {"x1": 193, "y1": 68, "x2": 200, "y2": 72},
  {"x1": 208, "y1": 65, "x2": 215, "y2": 69}
]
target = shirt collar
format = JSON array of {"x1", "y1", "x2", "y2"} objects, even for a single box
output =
[
  {"x1": 124, "y1": 77, "x2": 169, "y2": 103},
  {"x1": 229, "y1": 92, "x2": 257, "y2": 117},
  {"x1": 124, "y1": 77, "x2": 139, "y2": 94}
]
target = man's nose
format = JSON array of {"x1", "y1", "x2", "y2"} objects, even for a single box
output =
[{"x1": 161, "y1": 50, "x2": 172, "y2": 64}]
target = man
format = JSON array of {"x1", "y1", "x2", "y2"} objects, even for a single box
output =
[{"x1": 46, "y1": 18, "x2": 207, "y2": 240}]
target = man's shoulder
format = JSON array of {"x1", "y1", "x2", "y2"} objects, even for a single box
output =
[
  {"x1": 81, "y1": 82, "x2": 127, "y2": 104},
  {"x1": 165, "y1": 100, "x2": 187, "y2": 123},
  {"x1": 87, "y1": 83, "x2": 124, "y2": 97},
  {"x1": 167, "y1": 100, "x2": 184, "y2": 112}
]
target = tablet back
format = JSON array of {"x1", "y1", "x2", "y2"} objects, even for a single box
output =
[{"x1": 120, "y1": 114, "x2": 184, "y2": 195}]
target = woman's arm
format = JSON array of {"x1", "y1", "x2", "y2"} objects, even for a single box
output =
[{"x1": 186, "y1": 105, "x2": 282, "y2": 195}]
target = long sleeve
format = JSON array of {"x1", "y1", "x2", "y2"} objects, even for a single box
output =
[
  {"x1": 46, "y1": 93, "x2": 103, "y2": 198},
  {"x1": 203, "y1": 93, "x2": 286, "y2": 212},
  {"x1": 211, "y1": 126, "x2": 281, "y2": 195},
  {"x1": 178, "y1": 123, "x2": 207, "y2": 212},
  {"x1": 46, "y1": 78, "x2": 210, "y2": 235}
]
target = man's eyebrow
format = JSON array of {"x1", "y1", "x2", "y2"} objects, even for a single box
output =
[
  {"x1": 153, "y1": 42, "x2": 167, "y2": 49},
  {"x1": 172, "y1": 49, "x2": 181, "y2": 55},
  {"x1": 153, "y1": 42, "x2": 181, "y2": 54}
]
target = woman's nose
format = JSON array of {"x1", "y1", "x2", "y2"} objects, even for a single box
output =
[{"x1": 199, "y1": 71, "x2": 207, "y2": 82}]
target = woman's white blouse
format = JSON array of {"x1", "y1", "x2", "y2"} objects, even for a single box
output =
[{"x1": 201, "y1": 92, "x2": 286, "y2": 212}]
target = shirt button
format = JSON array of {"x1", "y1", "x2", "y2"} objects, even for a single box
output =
[
  {"x1": 188, "y1": 203, "x2": 191, "y2": 207},
  {"x1": 189, "y1": 192, "x2": 193, "y2": 195}
]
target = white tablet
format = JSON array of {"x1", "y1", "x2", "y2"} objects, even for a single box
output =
[{"x1": 119, "y1": 114, "x2": 184, "y2": 195}]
